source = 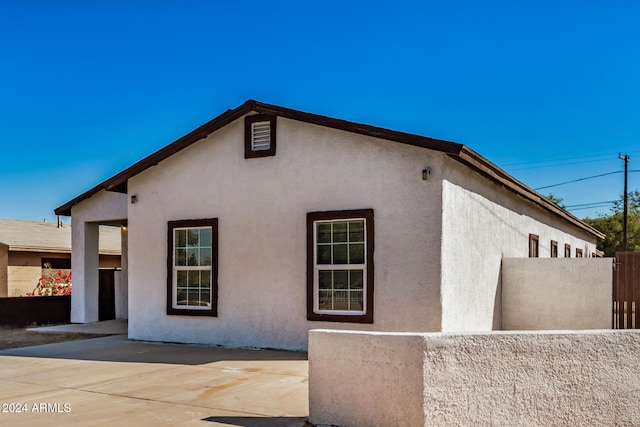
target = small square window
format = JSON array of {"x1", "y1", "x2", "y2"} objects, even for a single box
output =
[
  {"x1": 576, "y1": 248, "x2": 583, "y2": 258},
  {"x1": 245, "y1": 114, "x2": 276, "y2": 158},
  {"x1": 564, "y1": 244, "x2": 571, "y2": 258},
  {"x1": 550, "y1": 240, "x2": 558, "y2": 258}
]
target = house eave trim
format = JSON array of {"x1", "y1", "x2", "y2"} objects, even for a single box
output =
[
  {"x1": 450, "y1": 147, "x2": 606, "y2": 240},
  {"x1": 53, "y1": 99, "x2": 603, "y2": 240}
]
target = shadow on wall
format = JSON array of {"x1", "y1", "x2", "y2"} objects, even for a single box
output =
[{"x1": 492, "y1": 263, "x2": 502, "y2": 330}]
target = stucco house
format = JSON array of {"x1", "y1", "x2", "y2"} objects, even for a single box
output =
[
  {"x1": 0, "y1": 218, "x2": 121, "y2": 297},
  {"x1": 55, "y1": 100, "x2": 604, "y2": 351}
]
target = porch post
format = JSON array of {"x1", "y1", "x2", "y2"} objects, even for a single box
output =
[{"x1": 71, "y1": 220, "x2": 100, "y2": 323}]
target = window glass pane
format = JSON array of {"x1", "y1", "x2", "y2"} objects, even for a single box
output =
[
  {"x1": 175, "y1": 249, "x2": 187, "y2": 266},
  {"x1": 333, "y1": 222, "x2": 347, "y2": 242},
  {"x1": 334, "y1": 270, "x2": 348, "y2": 289},
  {"x1": 177, "y1": 270, "x2": 188, "y2": 287},
  {"x1": 200, "y1": 228, "x2": 212, "y2": 246},
  {"x1": 349, "y1": 243, "x2": 365, "y2": 264},
  {"x1": 200, "y1": 291, "x2": 211, "y2": 306},
  {"x1": 176, "y1": 230, "x2": 187, "y2": 248},
  {"x1": 349, "y1": 290, "x2": 363, "y2": 310},
  {"x1": 333, "y1": 244, "x2": 348, "y2": 264},
  {"x1": 188, "y1": 290, "x2": 200, "y2": 305},
  {"x1": 317, "y1": 245, "x2": 331, "y2": 264},
  {"x1": 348, "y1": 221, "x2": 365, "y2": 242},
  {"x1": 187, "y1": 230, "x2": 199, "y2": 247},
  {"x1": 201, "y1": 270, "x2": 211, "y2": 287},
  {"x1": 188, "y1": 270, "x2": 200, "y2": 286},
  {"x1": 334, "y1": 291, "x2": 348, "y2": 310},
  {"x1": 317, "y1": 223, "x2": 332, "y2": 244},
  {"x1": 187, "y1": 248, "x2": 199, "y2": 266},
  {"x1": 319, "y1": 270, "x2": 332, "y2": 290},
  {"x1": 200, "y1": 248, "x2": 212, "y2": 266},
  {"x1": 177, "y1": 289, "x2": 188, "y2": 306},
  {"x1": 350, "y1": 270, "x2": 364, "y2": 290},
  {"x1": 319, "y1": 290, "x2": 333, "y2": 310}
]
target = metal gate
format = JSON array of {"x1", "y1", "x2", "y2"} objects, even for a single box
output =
[{"x1": 613, "y1": 252, "x2": 640, "y2": 329}]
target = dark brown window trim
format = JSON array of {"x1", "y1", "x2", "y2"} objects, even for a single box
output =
[
  {"x1": 244, "y1": 114, "x2": 276, "y2": 159},
  {"x1": 167, "y1": 218, "x2": 218, "y2": 317},
  {"x1": 576, "y1": 248, "x2": 583, "y2": 258},
  {"x1": 564, "y1": 243, "x2": 571, "y2": 258},
  {"x1": 550, "y1": 240, "x2": 558, "y2": 258},
  {"x1": 307, "y1": 209, "x2": 374, "y2": 324},
  {"x1": 528, "y1": 234, "x2": 539, "y2": 258}
]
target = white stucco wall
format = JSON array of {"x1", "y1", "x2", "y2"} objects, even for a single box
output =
[
  {"x1": 127, "y1": 116, "x2": 446, "y2": 350},
  {"x1": 440, "y1": 175, "x2": 598, "y2": 332},
  {"x1": 502, "y1": 257, "x2": 612, "y2": 330},
  {"x1": 70, "y1": 190, "x2": 127, "y2": 323},
  {"x1": 309, "y1": 329, "x2": 640, "y2": 427}
]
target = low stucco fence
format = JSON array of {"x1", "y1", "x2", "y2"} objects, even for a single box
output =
[
  {"x1": 309, "y1": 329, "x2": 640, "y2": 426},
  {"x1": 0, "y1": 296, "x2": 71, "y2": 326}
]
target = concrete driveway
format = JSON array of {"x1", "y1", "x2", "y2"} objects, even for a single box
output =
[{"x1": 0, "y1": 334, "x2": 308, "y2": 426}]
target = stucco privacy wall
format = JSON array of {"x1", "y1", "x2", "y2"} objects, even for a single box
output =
[
  {"x1": 5, "y1": 253, "x2": 119, "y2": 297},
  {"x1": 127, "y1": 116, "x2": 445, "y2": 350},
  {"x1": 440, "y1": 178, "x2": 597, "y2": 332},
  {"x1": 308, "y1": 329, "x2": 640, "y2": 427},
  {"x1": 7, "y1": 252, "x2": 69, "y2": 297},
  {"x1": 502, "y1": 257, "x2": 612, "y2": 330},
  {"x1": 70, "y1": 189, "x2": 127, "y2": 323}
]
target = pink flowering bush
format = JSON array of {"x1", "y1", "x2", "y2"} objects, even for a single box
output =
[{"x1": 27, "y1": 270, "x2": 72, "y2": 296}]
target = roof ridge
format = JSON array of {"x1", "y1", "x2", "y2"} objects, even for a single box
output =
[{"x1": 52, "y1": 99, "x2": 603, "y2": 239}]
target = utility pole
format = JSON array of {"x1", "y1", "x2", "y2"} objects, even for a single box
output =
[{"x1": 619, "y1": 153, "x2": 630, "y2": 251}]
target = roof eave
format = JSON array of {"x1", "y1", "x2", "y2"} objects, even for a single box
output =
[
  {"x1": 54, "y1": 100, "x2": 462, "y2": 216},
  {"x1": 53, "y1": 99, "x2": 603, "y2": 241},
  {"x1": 450, "y1": 147, "x2": 606, "y2": 240}
]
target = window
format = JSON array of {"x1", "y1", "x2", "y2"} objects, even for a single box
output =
[
  {"x1": 564, "y1": 244, "x2": 571, "y2": 258},
  {"x1": 550, "y1": 240, "x2": 558, "y2": 258},
  {"x1": 528, "y1": 234, "x2": 539, "y2": 258},
  {"x1": 307, "y1": 209, "x2": 374, "y2": 323},
  {"x1": 576, "y1": 248, "x2": 583, "y2": 258},
  {"x1": 167, "y1": 219, "x2": 218, "y2": 316},
  {"x1": 245, "y1": 114, "x2": 276, "y2": 158},
  {"x1": 42, "y1": 257, "x2": 71, "y2": 269}
]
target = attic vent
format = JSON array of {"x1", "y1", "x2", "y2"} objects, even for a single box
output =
[
  {"x1": 251, "y1": 121, "x2": 271, "y2": 151},
  {"x1": 245, "y1": 114, "x2": 276, "y2": 159}
]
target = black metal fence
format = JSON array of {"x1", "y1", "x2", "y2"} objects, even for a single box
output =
[{"x1": 0, "y1": 296, "x2": 71, "y2": 327}]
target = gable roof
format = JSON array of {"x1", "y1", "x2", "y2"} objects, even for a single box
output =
[
  {"x1": 54, "y1": 100, "x2": 604, "y2": 239},
  {"x1": 0, "y1": 218, "x2": 121, "y2": 254}
]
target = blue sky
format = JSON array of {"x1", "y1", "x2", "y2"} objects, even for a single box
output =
[{"x1": 1, "y1": 1, "x2": 638, "y2": 222}]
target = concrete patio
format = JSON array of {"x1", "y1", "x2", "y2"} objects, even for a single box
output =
[{"x1": 0, "y1": 330, "x2": 308, "y2": 426}]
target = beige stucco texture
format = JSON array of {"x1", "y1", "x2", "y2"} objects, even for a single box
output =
[
  {"x1": 502, "y1": 257, "x2": 613, "y2": 330},
  {"x1": 309, "y1": 329, "x2": 640, "y2": 427}
]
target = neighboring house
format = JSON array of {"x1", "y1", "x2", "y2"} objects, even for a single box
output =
[
  {"x1": 55, "y1": 100, "x2": 604, "y2": 351},
  {"x1": 0, "y1": 218, "x2": 121, "y2": 297}
]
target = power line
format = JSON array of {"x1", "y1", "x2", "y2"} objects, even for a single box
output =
[
  {"x1": 501, "y1": 151, "x2": 640, "y2": 170},
  {"x1": 502, "y1": 152, "x2": 618, "y2": 167},
  {"x1": 565, "y1": 200, "x2": 617, "y2": 208},
  {"x1": 509, "y1": 158, "x2": 617, "y2": 171},
  {"x1": 533, "y1": 169, "x2": 640, "y2": 191},
  {"x1": 534, "y1": 171, "x2": 621, "y2": 190}
]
